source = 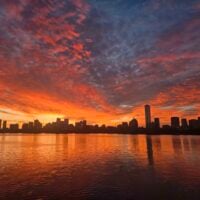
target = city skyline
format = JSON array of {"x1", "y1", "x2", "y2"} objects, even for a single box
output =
[
  {"x1": 1, "y1": 105, "x2": 200, "y2": 128},
  {"x1": 1, "y1": 105, "x2": 200, "y2": 134},
  {"x1": 0, "y1": 0, "x2": 199, "y2": 125}
]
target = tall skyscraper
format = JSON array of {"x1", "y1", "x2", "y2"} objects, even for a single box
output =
[
  {"x1": 145, "y1": 105, "x2": 151, "y2": 129},
  {"x1": 171, "y1": 117, "x2": 180, "y2": 129}
]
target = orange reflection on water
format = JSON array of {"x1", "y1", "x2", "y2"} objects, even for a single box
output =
[{"x1": 0, "y1": 133, "x2": 200, "y2": 194}]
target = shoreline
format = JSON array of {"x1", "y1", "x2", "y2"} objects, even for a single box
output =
[{"x1": 0, "y1": 132, "x2": 200, "y2": 136}]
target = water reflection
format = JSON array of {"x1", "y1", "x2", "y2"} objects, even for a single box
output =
[
  {"x1": 146, "y1": 136, "x2": 154, "y2": 166},
  {"x1": 0, "y1": 134, "x2": 200, "y2": 200}
]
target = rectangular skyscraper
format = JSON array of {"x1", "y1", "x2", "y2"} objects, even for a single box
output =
[
  {"x1": 154, "y1": 118, "x2": 160, "y2": 129},
  {"x1": 145, "y1": 105, "x2": 151, "y2": 129},
  {"x1": 171, "y1": 117, "x2": 180, "y2": 129},
  {"x1": 3, "y1": 121, "x2": 7, "y2": 130},
  {"x1": 181, "y1": 118, "x2": 188, "y2": 129}
]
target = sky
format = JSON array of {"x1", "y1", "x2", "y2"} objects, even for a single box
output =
[{"x1": 0, "y1": 0, "x2": 199, "y2": 126}]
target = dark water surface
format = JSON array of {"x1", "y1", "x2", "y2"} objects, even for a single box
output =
[{"x1": 0, "y1": 134, "x2": 200, "y2": 200}]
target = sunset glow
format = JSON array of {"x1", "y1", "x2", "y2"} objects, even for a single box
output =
[{"x1": 0, "y1": 0, "x2": 199, "y2": 126}]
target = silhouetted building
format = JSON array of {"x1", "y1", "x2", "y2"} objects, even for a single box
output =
[
  {"x1": 28, "y1": 122, "x2": 34, "y2": 130},
  {"x1": 189, "y1": 119, "x2": 199, "y2": 129},
  {"x1": 68, "y1": 124, "x2": 74, "y2": 131},
  {"x1": 82, "y1": 120, "x2": 87, "y2": 127},
  {"x1": 198, "y1": 117, "x2": 200, "y2": 128},
  {"x1": 145, "y1": 105, "x2": 151, "y2": 129},
  {"x1": 129, "y1": 118, "x2": 138, "y2": 130},
  {"x1": 0, "y1": 105, "x2": 200, "y2": 134},
  {"x1": 171, "y1": 117, "x2": 180, "y2": 129},
  {"x1": 57, "y1": 118, "x2": 61, "y2": 123},
  {"x1": 122, "y1": 122, "x2": 129, "y2": 128},
  {"x1": 150, "y1": 122, "x2": 155, "y2": 129},
  {"x1": 64, "y1": 118, "x2": 69, "y2": 126},
  {"x1": 3, "y1": 121, "x2": 7, "y2": 130},
  {"x1": 154, "y1": 118, "x2": 160, "y2": 129},
  {"x1": 22, "y1": 123, "x2": 29, "y2": 131},
  {"x1": 75, "y1": 122, "x2": 80, "y2": 128},
  {"x1": 101, "y1": 124, "x2": 106, "y2": 129},
  {"x1": 181, "y1": 118, "x2": 188, "y2": 129},
  {"x1": 162, "y1": 125, "x2": 170, "y2": 129},
  {"x1": 60, "y1": 118, "x2": 69, "y2": 132},
  {"x1": 117, "y1": 122, "x2": 129, "y2": 132},
  {"x1": 75, "y1": 120, "x2": 87, "y2": 131},
  {"x1": 34, "y1": 119, "x2": 42, "y2": 131},
  {"x1": 10, "y1": 124, "x2": 19, "y2": 132}
]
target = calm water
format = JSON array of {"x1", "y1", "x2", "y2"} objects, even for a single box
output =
[{"x1": 0, "y1": 134, "x2": 200, "y2": 200}]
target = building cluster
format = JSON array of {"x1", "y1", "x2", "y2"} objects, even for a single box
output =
[
  {"x1": 0, "y1": 105, "x2": 200, "y2": 134},
  {"x1": 143, "y1": 105, "x2": 200, "y2": 132}
]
